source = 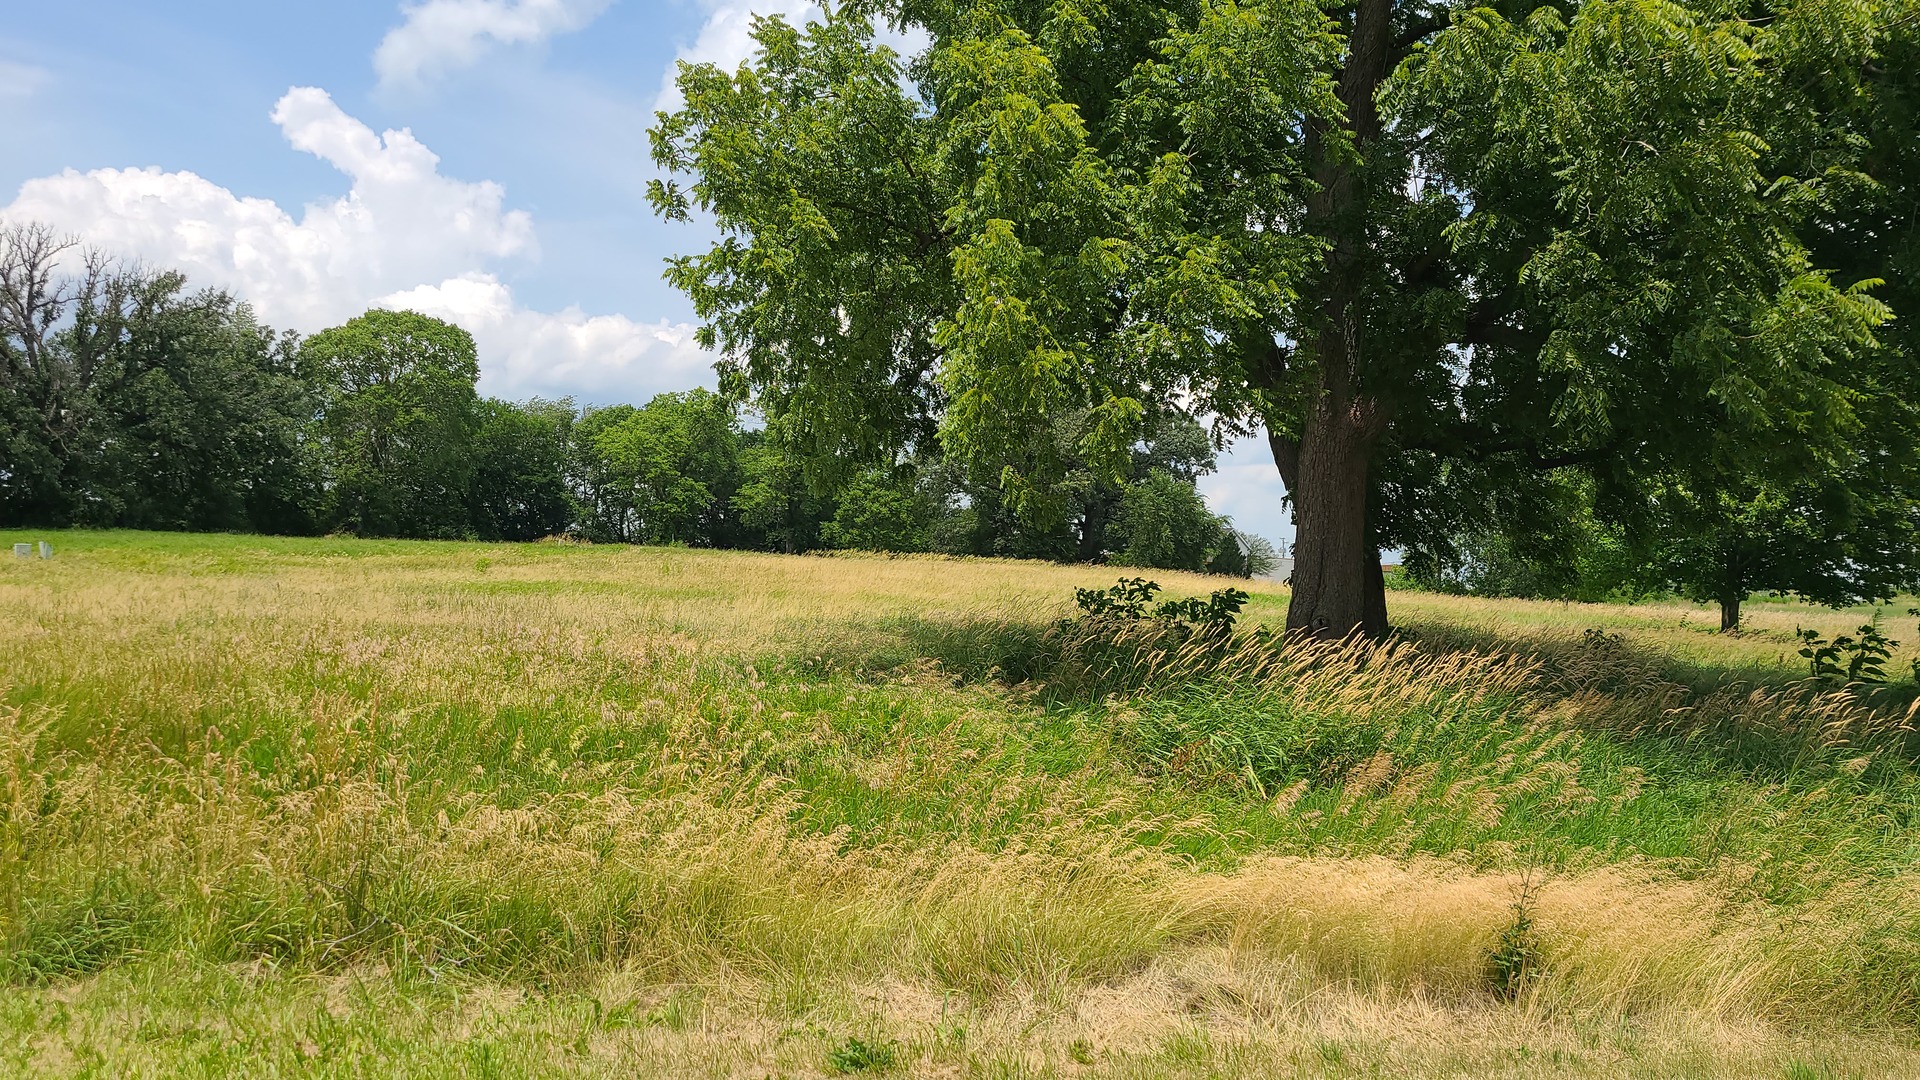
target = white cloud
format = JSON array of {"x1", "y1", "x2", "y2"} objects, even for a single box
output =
[
  {"x1": 379, "y1": 274, "x2": 711, "y2": 401},
  {"x1": 375, "y1": 0, "x2": 615, "y2": 89},
  {"x1": 0, "y1": 59, "x2": 49, "y2": 100},
  {"x1": 3, "y1": 86, "x2": 707, "y2": 404},
  {"x1": 8, "y1": 87, "x2": 530, "y2": 328}
]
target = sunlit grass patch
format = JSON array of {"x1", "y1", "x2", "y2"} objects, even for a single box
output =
[{"x1": 3, "y1": 530, "x2": 1920, "y2": 1075}]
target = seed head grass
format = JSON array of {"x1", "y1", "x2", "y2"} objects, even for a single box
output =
[{"x1": 2, "y1": 530, "x2": 1919, "y2": 1076}]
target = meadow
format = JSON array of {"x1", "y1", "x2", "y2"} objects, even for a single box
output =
[{"x1": 2, "y1": 530, "x2": 1919, "y2": 1078}]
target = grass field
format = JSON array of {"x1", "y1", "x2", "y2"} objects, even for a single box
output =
[{"x1": 3, "y1": 530, "x2": 1919, "y2": 1078}]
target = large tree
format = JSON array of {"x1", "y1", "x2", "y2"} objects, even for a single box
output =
[{"x1": 650, "y1": 0, "x2": 1902, "y2": 636}]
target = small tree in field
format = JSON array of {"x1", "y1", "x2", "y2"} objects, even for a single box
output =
[{"x1": 1648, "y1": 462, "x2": 1920, "y2": 633}]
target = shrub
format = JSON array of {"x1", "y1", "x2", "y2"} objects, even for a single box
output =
[{"x1": 1071, "y1": 577, "x2": 1248, "y2": 639}]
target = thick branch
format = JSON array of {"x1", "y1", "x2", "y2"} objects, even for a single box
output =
[
  {"x1": 1393, "y1": 11, "x2": 1451, "y2": 56},
  {"x1": 1461, "y1": 297, "x2": 1544, "y2": 352}
]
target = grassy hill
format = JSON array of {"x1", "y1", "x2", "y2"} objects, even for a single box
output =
[{"x1": 2, "y1": 531, "x2": 1918, "y2": 1078}]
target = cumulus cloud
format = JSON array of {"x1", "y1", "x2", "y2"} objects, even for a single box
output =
[
  {"x1": 652, "y1": 0, "x2": 815, "y2": 112},
  {"x1": 9, "y1": 87, "x2": 530, "y2": 328},
  {"x1": 3, "y1": 86, "x2": 707, "y2": 403},
  {"x1": 375, "y1": 0, "x2": 615, "y2": 89},
  {"x1": 380, "y1": 275, "x2": 711, "y2": 400},
  {"x1": 0, "y1": 59, "x2": 49, "y2": 99}
]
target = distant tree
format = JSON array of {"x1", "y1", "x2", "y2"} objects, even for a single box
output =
[
  {"x1": 0, "y1": 222, "x2": 320, "y2": 531},
  {"x1": 1211, "y1": 531, "x2": 1282, "y2": 580},
  {"x1": 929, "y1": 408, "x2": 1223, "y2": 563},
  {"x1": 469, "y1": 398, "x2": 577, "y2": 541},
  {"x1": 1400, "y1": 469, "x2": 1649, "y2": 603},
  {"x1": 569, "y1": 404, "x2": 640, "y2": 542},
  {"x1": 101, "y1": 296, "x2": 321, "y2": 534},
  {"x1": 733, "y1": 422, "x2": 834, "y2": 552},
  {"x1": 1647, "y1": 465, "x2": 1920, "y2": 633},
  {"x1": 1401, "y1": 441, "x2": 1920, "y2": 629},
  {"x1": 574, "y1": 389, "x2": 740, "y2": 545},
  {"x1": 305, "y1": 309, "x2": 480, "y2": 538},
  {"x1": 1108, "y1": 470, "x2": 1233, "y2": 574},
  {"x1": 822, "y1": 467, "x2": 933, "y2": 551}
]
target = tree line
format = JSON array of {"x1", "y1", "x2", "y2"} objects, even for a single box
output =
[
  {"x1": 649, "y1": 0, "x2": 1920, "y2": 635},
  {"x1": 0, "y1": 222, "x2": 1273, "y2": 575}
]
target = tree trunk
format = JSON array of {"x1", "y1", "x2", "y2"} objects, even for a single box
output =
[
  {"x1": 1269, "y1": 0, "x2": 1394, "y2": 638},
  {"x1": 1362, "y1": 545, "x2": 1388, "y2": 635},
  {"x1": 1077, "y1": 492, "x2": 1110, "y2": 563},
  {"x1": 1282, "y1": 408, "x2": 1386, "y2": 638},
  {"x1": 1717, "y1": 547, "x2": 1747, "y2": 633}
]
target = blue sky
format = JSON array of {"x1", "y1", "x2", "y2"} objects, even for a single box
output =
[{"x1": 0, "y1": 0, "x2": 1293, "y2": 547}]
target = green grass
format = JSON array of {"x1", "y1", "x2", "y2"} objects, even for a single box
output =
[{"x1": 2, "y1": 530, "x2": 1919, "y2": 1076}]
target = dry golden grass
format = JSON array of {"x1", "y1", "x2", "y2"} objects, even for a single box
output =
[
  {"x1": 15, "y1": 958, "x2": 1920, "y2": 1079},
  {"x1": 1, "y1": 531, "x2": 1917, "y2": 1077}
]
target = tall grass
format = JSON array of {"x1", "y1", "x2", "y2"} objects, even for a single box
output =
[
  {"x1": 4, "y1": 531, "x2": 1920, "y2": 1076},
  {"x1": 6, "y1": 687, "x2": 1914, "y2": 1026}
]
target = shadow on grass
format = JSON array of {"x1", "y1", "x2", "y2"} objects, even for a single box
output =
[
  {"x1": 1397, "y1": 614, "x2": 1920, "y2": 707},
  {"x1": 798, "y1": 608, "x2": 1920, "y2": 788},
  {"x1": 1398, "y1": 619, "x2": 1920, "y2": 742}
]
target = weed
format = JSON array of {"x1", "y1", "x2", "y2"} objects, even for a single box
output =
[
  {"x1": 1488, "y1": 874, "x2": 1545, "y2": 1001},
  {"x1": 1582, "y1": 627, "x2": 1625, "y2": 653},
  {"x1": 1072, "y1": 577, "x2": 1250, "y2": 638},
  {"x1": 1795, "y1": 623, "x2": 1898, "y2": 686},
  {"x1": 827, "y1": 1035, "x2": 898, "y2": 1073}
]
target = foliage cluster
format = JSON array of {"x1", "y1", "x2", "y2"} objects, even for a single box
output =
[
  {"x1": 0, "y1": 225, "x2": 1276, "y2": 574},
  {"x1": 1072, "y1": 576, "x2": 1249, "y2": 637},
  {"x1": 1793, "y1": 613, "x2": 1920, "y2": 686}
]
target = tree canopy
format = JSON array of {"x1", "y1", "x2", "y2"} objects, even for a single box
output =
[
  {"x1": 650, "y1": 0, "x2": 1917, "y2": 636},
  {"x1": 4, "y1": 226, "x2": 1273, "y2": 572},
  {"x1": 0, "y1": 222, "x2": 318, "y2": 533}
]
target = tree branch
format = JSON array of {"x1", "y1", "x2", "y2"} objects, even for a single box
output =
[{"x1": 1393, "y1": 11, "x2": 1451, "y2": 56}]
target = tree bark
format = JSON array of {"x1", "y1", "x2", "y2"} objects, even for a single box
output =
[
  {"x1": 1363, "y1": 544, "x2": 1389, "y2": 635},
  {"x1": 1718, "y1": 548, "x2": 1748, "y2": 633},
  {"x1": 1283, "y1": 402, "x2": 1387, "y2": 637}
]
